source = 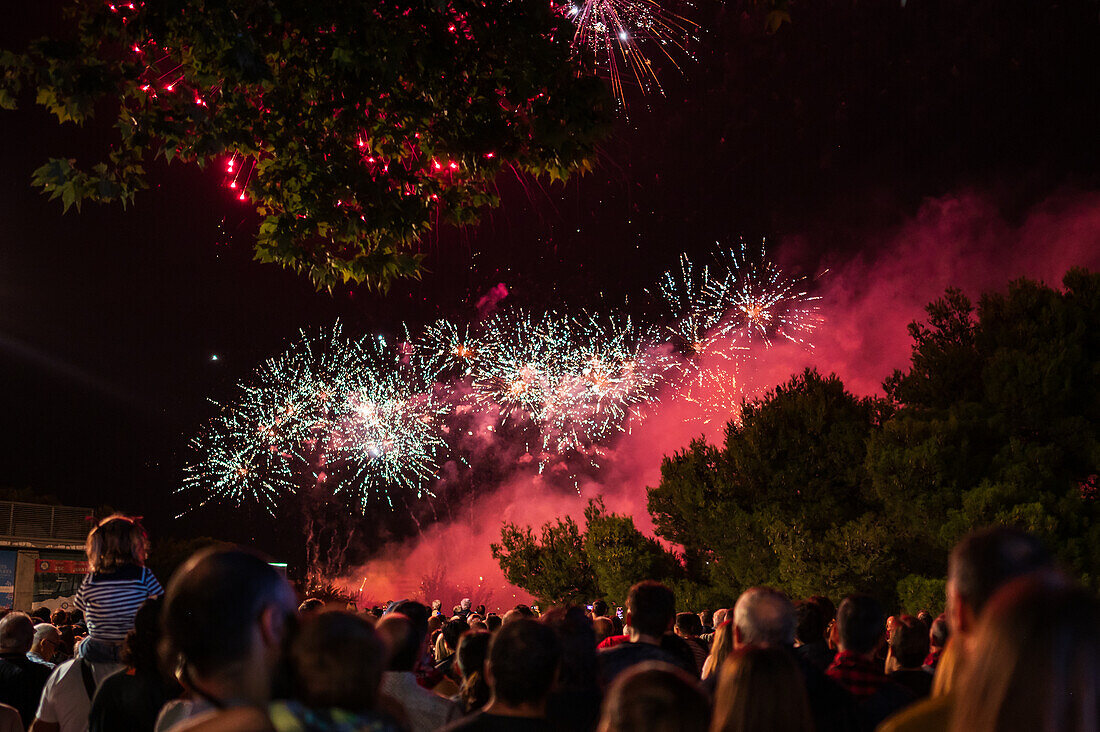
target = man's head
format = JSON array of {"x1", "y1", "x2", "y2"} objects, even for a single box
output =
[
  {"x1": 674, "y1": 612, "x2": 703, "y2": 638},
  {"x1": 31, "y1": 623, "x2": 61, "y2": 658},
  {"x1": 947, "y1": 526, "x2": 1052, "y2": 637},
  {"x1": 0, "y1": 613, "x2": 35, "y2": 654},
  {"x1": 441, "y1": 617, "x2": 469, "y2": 654},
  {"x1": 160, "y1": 547, "x2": 297, "y2": 692},
  {"x1": 698, "y1": 610, "x2": 713, "y2": 628},
  {"x1": 460, "y1": 598, "x2": 472, "y2": 612},
  {"x1": 486, "y1": 618, "x2": 560, "y2": 709},
  {"x1": 887, "y1": 615, "x2": 929, "y2": 671},
  {"x1": 291, "y1": 610, "x2": 387, "y2": 713},
  {"x1": 625, "y1": 581, "x2": 676, "y2": 639},
  {"x1": 502, "y1": 604, "x2": 535, "y2": 626},
  {"x1": 732, "y1": 587, "x2": 795, "y2": 649},
  {"x1": 375, "y1": 613, "x2": 420, "y2": 672},
  {"x1": 929, "y1": 614, "x2": 949, "y2": 650},
  {"x1": 795, "y1": 600, "x2": 827, "y2": 646},
  {"x1": 297, "y1": 598, "x2": 324, "y2": 614},
  {"x1": 592, "y1": 600, "x2": 609, "y2": 618},
  {"x1": 836, "y1": 594, "x2": 885, "y2": 657}
]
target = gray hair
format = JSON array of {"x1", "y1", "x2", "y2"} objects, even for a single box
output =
[{"x1": 733, "y1": 587, "x2": 796, "y2": 647}]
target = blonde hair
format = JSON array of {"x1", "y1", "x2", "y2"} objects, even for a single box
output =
[
  {"x1": 86, "y1": 514, "x2": 149, "y2": 572},
  {"x1": 712, "y1": 647, "x2": 813, "y2": 732}
]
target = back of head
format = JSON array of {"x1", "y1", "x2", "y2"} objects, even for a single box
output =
[
  {"x1": 161, "y1": 547, "x2": 294, "y2": 677},
  {"x1": 485, "y1": 613, "x2": 502, "y2": 632},
  {"x1": 930, "y1": 614, "x2": 949, "y2": 648},
  {"x1": 33, "y1": 623, "x2": 61, "y2": 647},
  {"x1": 733, "y1": 588, "x2": 796, "y2": 647},
  {"x1": 592, "y1": 600, "x2": 609, "y2": 618},
  {"x1": 600, "y1": 661, "x2": 711, "y2": 732},
  {"x1": 713, "y1": 646, "x2": 813, "y2": 732},
  {"x1": 388, "y1": 600, "x2": 429, "y2": 640},
  {"x1": 836, "y1": 594, "x2": 885, "y2": 655},
  {"x1": 627, "y1": 581, "x2": 676, "y2": 638},
  {"x1": 375, "y1": 613, "x2": 419, "y2": 672},
  {"x1": 952, "y1": 572, "x2": 1100, "y2": 732},
  {"x1": 122, "y1": 596, "x2": 165, "y2": 675},
  {"x1": 457, "y1": 630, "x2": 492, "y2": 679},
  {"x1": 488, "y1": 618, "x2": 560, "y2": 706},
  {"x1": 50, "y1": 609, "x2": 69, "y2": 626},
  {"x1": 593, "y1": 616, "x2": 614, "y2": 644},
  {"x1": 888, "y1": 615, "x2": 930, "y2": 669},
  {"x1": 87, "y1": 514, "x2": 149, "y2": 572},
  {"x1": 0, "y1": 612, "x2": 34, "y2": 653},
  {"x1": 442, "y1": 617, "x2": 470, "y2": 652},
  {"x1": 949, "y1": 526, "x2": 1052, "y2": 617},
  {"x1": 807, "y1": 596, "x2": 836, "y2": 624},
  {"x1": 292, "y1": 610, "x2": 387, "y2": 712},
  {"x1": 30, "y1": 607, "x2": 50, "y2": 624},
  {"x1": 540, "y1": 606, "x2": 597, "y2": 689},
  {"x1": 298, "y1": 598, "x2": 325, "y2": 614},
  {"x1": 795, "y1": 601, "x2": 827, "y2": 645},
  {"x1": 675, "y1": 612, "x2": 703, "y2": 637}
]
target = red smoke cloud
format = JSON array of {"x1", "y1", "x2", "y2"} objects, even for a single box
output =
[{"x1": 347, "y1": 189, "x2": 1100, "y2": 610}]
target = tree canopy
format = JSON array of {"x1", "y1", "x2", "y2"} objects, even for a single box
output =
[
  {"x1": 493, "y1": 269, "x2": 1100, "y2": 611},
  {"x1": 0, "y1": 0, "x2": 611, "y2": 289}
]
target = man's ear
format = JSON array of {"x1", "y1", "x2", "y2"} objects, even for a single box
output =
[
  {"x1": 732, "y1": 624, "x2": 745, "y2": 649},
  {"x1": 484, "y1": 658, "x2": 495, "y2": 691},
  {"x1": 946, "y1": 581, "x2": 975, "y2": 636},
  {"x1": 259, "y1": 605, "x2": 289, "y2": 648}
]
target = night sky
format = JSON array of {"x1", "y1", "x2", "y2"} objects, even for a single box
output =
[{"x1": 2, "y1": 1, "x2": 1099, "y2": 557}]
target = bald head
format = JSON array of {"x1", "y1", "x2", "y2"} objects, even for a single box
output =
[
  {"x1": 733, "y1": 587, "x2": 796, "y2": 648},
  {"x1": 0, "y1": 612, "x2": 35, "y2": 653},
  {"x1": 375, "y1": 613, "x2": 420, "y2": 672}
]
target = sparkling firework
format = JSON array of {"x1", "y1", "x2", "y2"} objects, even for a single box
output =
[
  {"x1": 187, "y1": 243, "x2": 820, "y2": 514},
  {"x1": 563, "y1": 0, "x2": 699, "y2": 105},
  {"x1": 706, "y1": 240, "x2": 823, "y2": 347},
  {"x1": 184, "y1": 325, "x2": 448, "y2": 515}
]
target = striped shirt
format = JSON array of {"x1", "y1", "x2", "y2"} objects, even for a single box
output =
[{"x1": 74, "y1": 564, "x2": 163, "y2": 642}]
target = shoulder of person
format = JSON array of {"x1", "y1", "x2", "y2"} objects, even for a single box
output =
[
  {"x1": 173, "y1": 706, "x2": 273, "y2": 732},
  {"x1": 875, "y1": 692, "x2": 954, "y2": 732}
]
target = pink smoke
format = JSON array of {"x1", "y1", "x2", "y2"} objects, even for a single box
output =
[
  {"x1": 348, "y1": 189, "x2": 1100, "y2": 610},
  {"x1": 475, "y1": 283, "x2": 510, "y2": 319}
]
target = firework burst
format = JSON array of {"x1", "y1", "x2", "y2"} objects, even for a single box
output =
[
  {"x1": 184, "y1": 325, "x2": 448, "y2": 515},
  {"x1": 186, "y1": 243, "x2": 820, "y2": 514},
  {"x1": 562, "y1": 0, "x2": 699, "y2": 105}
]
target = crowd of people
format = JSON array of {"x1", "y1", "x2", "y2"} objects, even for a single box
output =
[{"x1": 0, "y1": 515, "x2": 1097, "y2": 731}]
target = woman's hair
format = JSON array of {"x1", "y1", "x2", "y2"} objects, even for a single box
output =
[
  {"x1": 702, "y1": 620, "x2": 734, "y2": 679},
  {"x1": 711, "y1": 647, "x2": 813, "y2": 732},
  {"x1": 599, "y1": 661, "x2": 710, "y2": 732},
  {"x1": 86, "y1": 514, "x2": 149, "y2": 572},
  {"x1": 456, "y1": 630, "x2": 492, "y2": 712},
  {"x1": 951, "y1": 573, "x2": 1100, "y2": 732},
  {"x1": 930, "y1": 635, "x2": 963, "y2": 697},
  {"x1": 291, "y1": 610, "x2": 388, "y2": 712}
]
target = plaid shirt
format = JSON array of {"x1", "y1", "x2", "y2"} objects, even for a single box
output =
[{"x1": 826, "y1": 650, "x2": 888, "y2": 700}]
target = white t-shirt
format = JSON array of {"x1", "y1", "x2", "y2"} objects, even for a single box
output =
[{"x1": 35, "y1": 659, "x2": 121, "y2": 732}]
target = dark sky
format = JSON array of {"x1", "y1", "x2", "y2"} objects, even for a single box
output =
[{"x1": 2, "y1": 0, "x2": 1099, "y2": 551}]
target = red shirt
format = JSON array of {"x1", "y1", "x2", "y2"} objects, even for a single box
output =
[
  {"x1": 597, "y1": 634, "x2": 630, "y2": 649},
  {"x1": 826, "y1": 650, "x2": 888, "y2": 700}
]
